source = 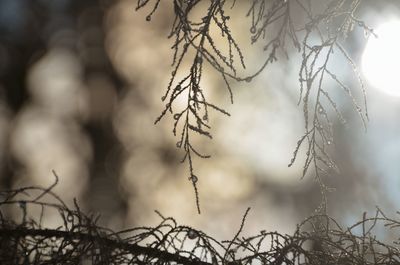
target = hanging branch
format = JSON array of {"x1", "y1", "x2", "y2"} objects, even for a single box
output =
[
  {"x1": 137, "y1": 0, "x2": 373, "y2": 214},
  {"x1": 137, "y1": 0, "x2": 246, "y2": 214},
  {"x1": 240, "y1": 0, "x2": 372, "y2": 212}
]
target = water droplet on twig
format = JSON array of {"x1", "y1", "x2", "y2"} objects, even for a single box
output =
[
  {"x1": 67, "y1": 214, "x2": 74, "y2": 222},
  {"x1": 189, "y1": 175, "x2": 198, "y2": 183},
  {"x1": 19, "y1": 201, "x2": 26, "y2": 209},
  {"x1": 188, "y1": 229, "x2": 198, "y2": 239}
]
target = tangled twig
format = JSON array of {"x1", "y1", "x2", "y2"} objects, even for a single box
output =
[{"x1": 1, "y1": 179, "x2": 400, "y2": 264}]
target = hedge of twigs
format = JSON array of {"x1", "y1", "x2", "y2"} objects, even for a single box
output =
[{"x1": 1, "y1": 173, "x2": 400, "y2": 264}]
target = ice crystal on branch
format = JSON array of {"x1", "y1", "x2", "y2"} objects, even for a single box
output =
[
  {"x1": 137, "y1": 0, "x2": 246, "y2": 213},
  {"x1": 137, "y1": 0, "x2": 371, "y2": 213}
]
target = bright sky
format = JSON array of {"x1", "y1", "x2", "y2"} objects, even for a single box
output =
[{"x1": 362, "y1": 20, "x2": 400, "y2": 97}]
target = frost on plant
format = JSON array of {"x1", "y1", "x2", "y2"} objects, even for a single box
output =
[{"x1": 136, "y1": 0, "x2": 372, "y2": 214}]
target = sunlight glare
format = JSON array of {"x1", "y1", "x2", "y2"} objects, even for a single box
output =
[{"x1": 362, "y1": 20, "x2": 400, "y2": 97}]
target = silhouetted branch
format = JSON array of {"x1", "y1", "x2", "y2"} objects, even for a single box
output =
[{"x1": 2, "y1": 181, "x2": 400, "y2": 264}]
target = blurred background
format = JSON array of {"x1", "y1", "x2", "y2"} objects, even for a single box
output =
[{"x1": 0, "y1": 0, "x2": 400, "y2": 240}]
